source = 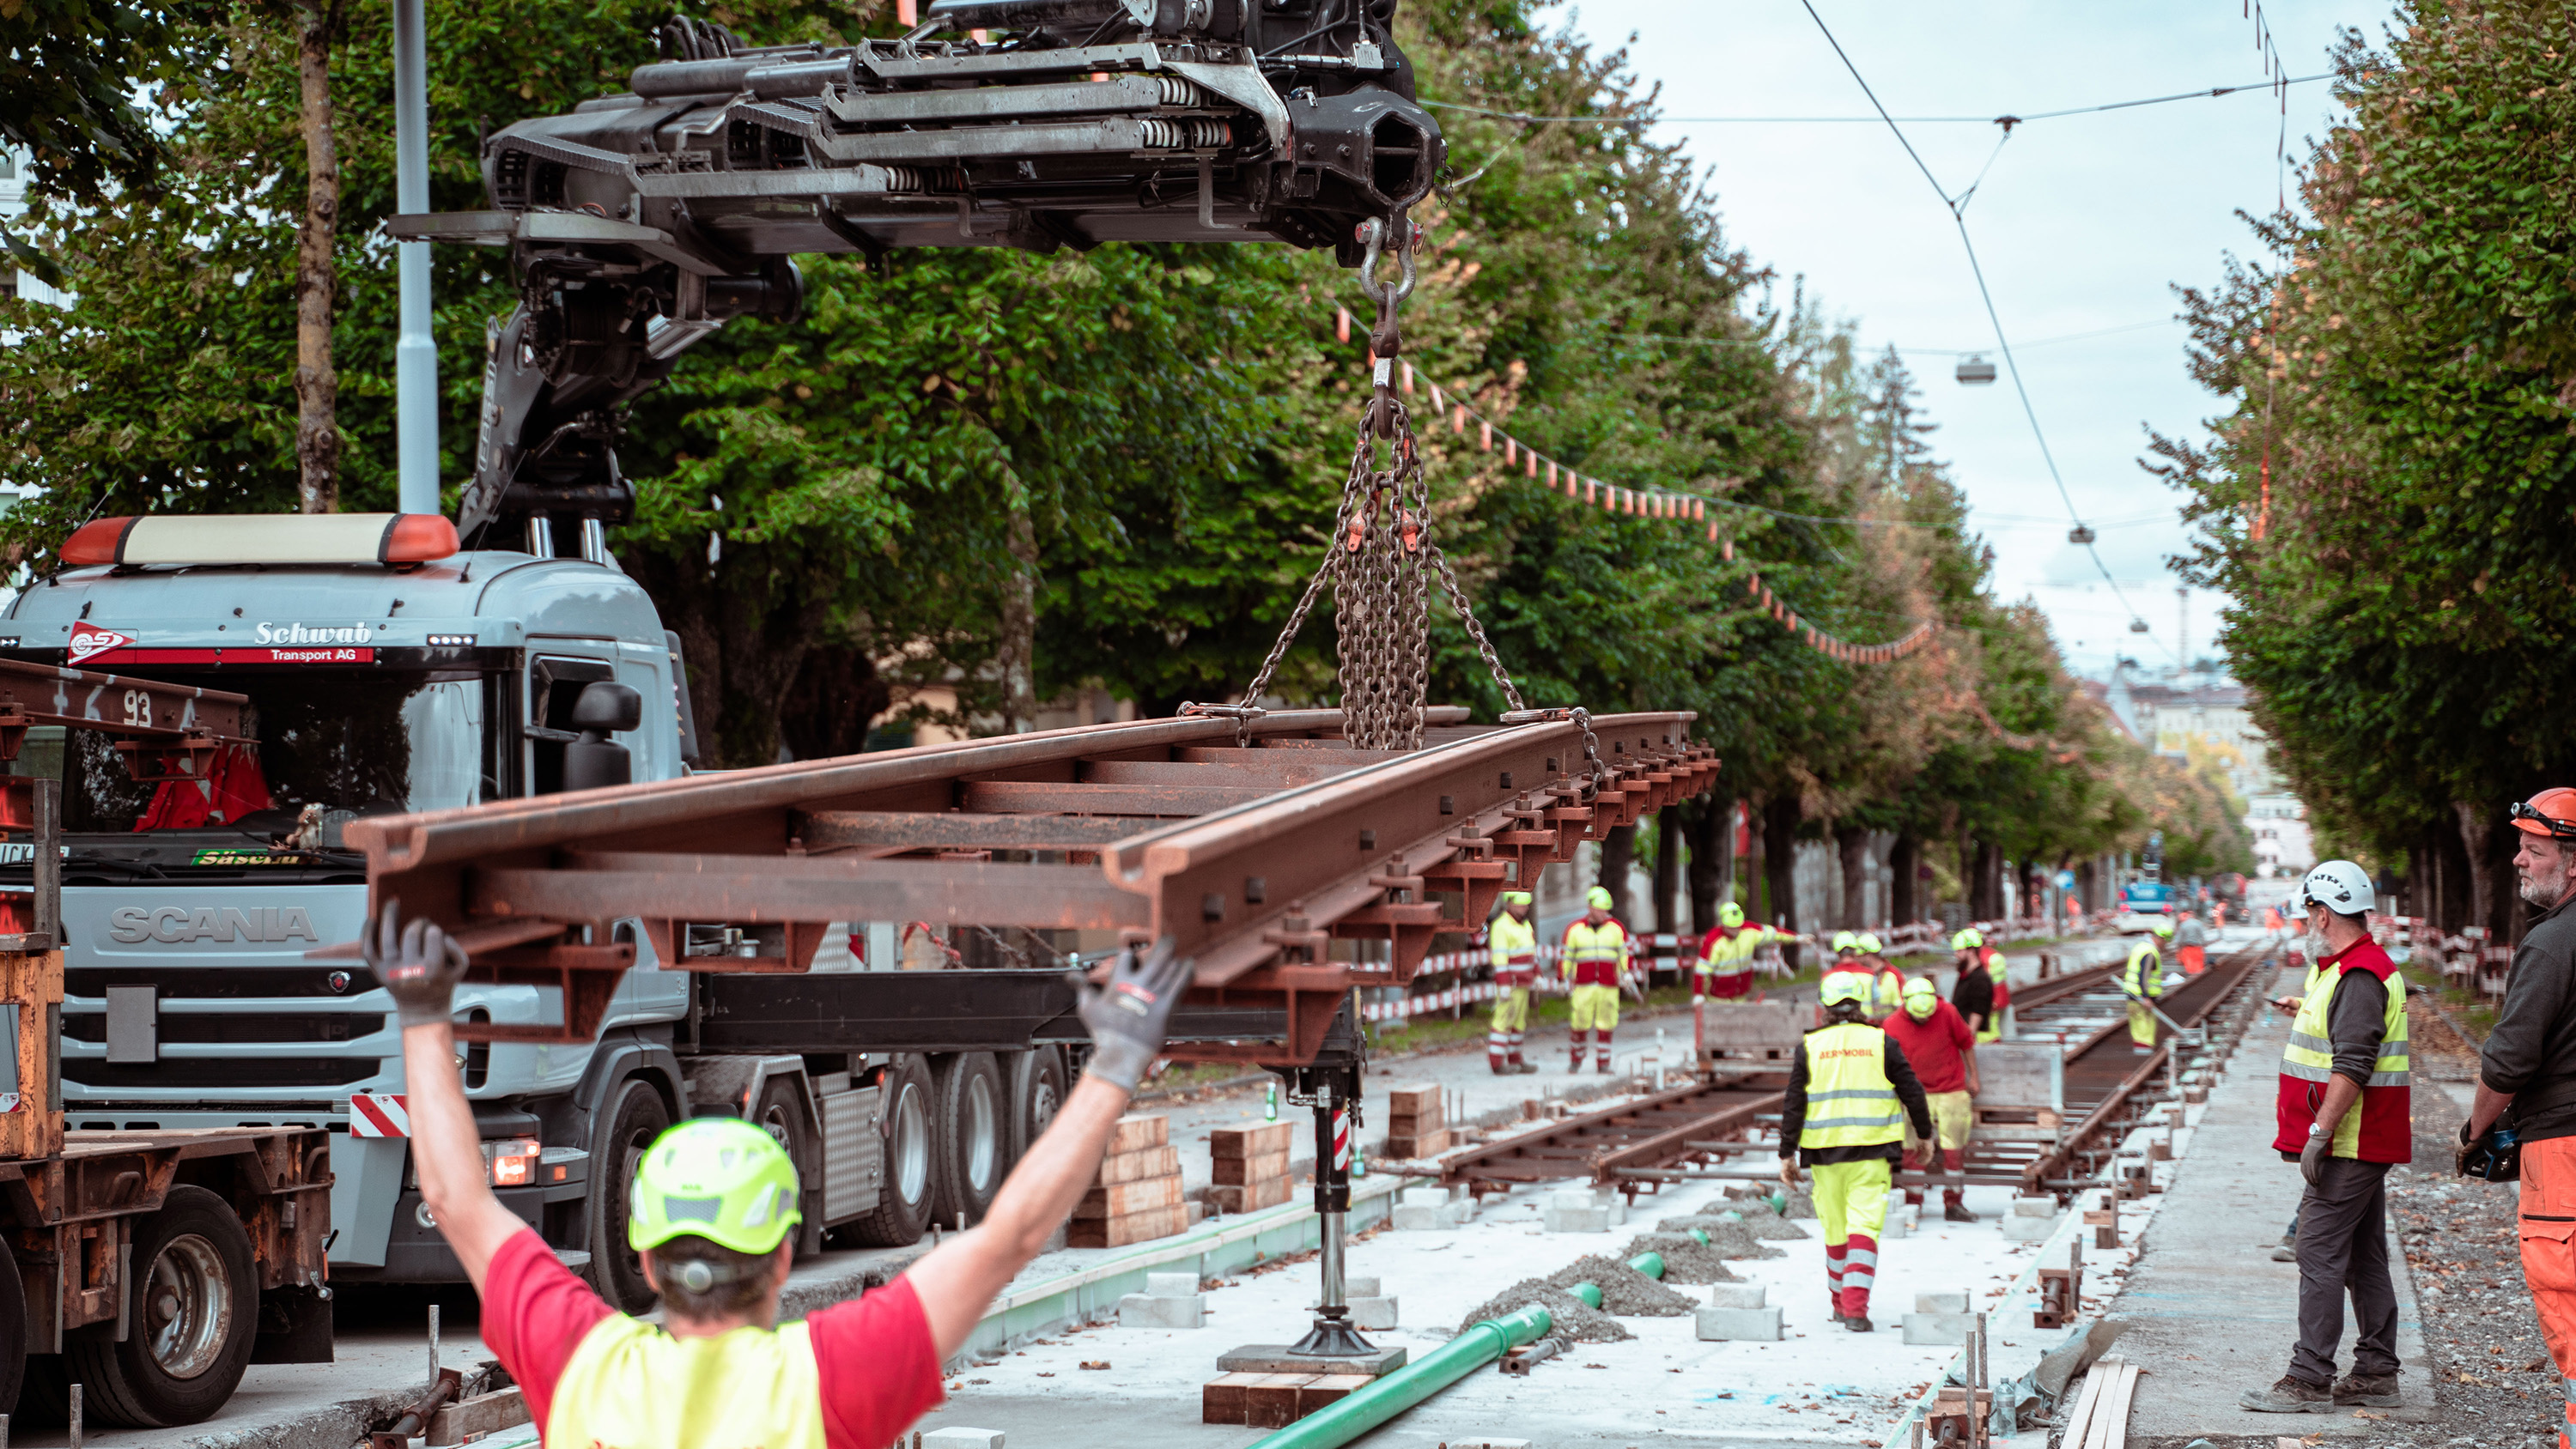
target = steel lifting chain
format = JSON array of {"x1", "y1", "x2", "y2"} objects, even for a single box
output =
[{"x1": 1216, "y1": 214, "x2": 1551, "y2": 755}]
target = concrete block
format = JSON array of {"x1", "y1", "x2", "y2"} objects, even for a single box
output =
[
  {"x1": 1548, "y1": 1188, "x2": 1595, "y2": 1210},
  {"x1": 1145, "y1": 1271, "x2": 1200, "y2": 1299},
  {"x1": 1541, "y1": 1205, "x2": 1611, "y2": 1233},
  {"x1": 1706, "y1": 1282, "x2": 1767, "y2": 1310},
  {"x1": 1348, "y1": 1294, "x2": 1399, "y2": 1331},
  {"x1": 1117, "y1": 1292, "x2": 1205, "y2": 1329},
  {"x1": 922, "y1": 1431, "x2": 1005, "y2": 1449},
  {"x1": 1695, "y1": 1305, "x2": 1785, "y2": 1341},
  {"x1": 1902, "y1": 1312, "x2": 1973, "y2": 1346},
  {"x1": 1344, "y1": 1277, "x2": 1381, "y2": 1298},
  {"x1": 1391, "y1": 1203, "x2": 1449, "y2": 1231},
  {"x1": 1442, "y1": 1197, "x2": 1477, "y2": 1226},
  {"x1": 1448, "y1": 1440, "x2": 1534, "y2": 1449},
  {"x1": 1914, "y1": 1290, "x2": 1969, "y2": 1314},
  {"x1": 2009, "y1": 1197, "x2": 2057, "y2": 1217},
  {"x1": 1999, "y1": 1212, "x2": 2057, "y2": 1242},
  {"x1": 1401, "y1": 1187, "x2": 1449, "y2": 1210}
]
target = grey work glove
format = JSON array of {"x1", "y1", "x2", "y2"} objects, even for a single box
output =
[
  {"x1": 2299, "y1": 1126, "x2": 2330, "y2": 1189},
  {"x1": 361, "y1": 901, "x2": 471, "y2": 1029},
  {"x1": 1073, "y1": 938, "x2": 1192, "y2": 1093}
]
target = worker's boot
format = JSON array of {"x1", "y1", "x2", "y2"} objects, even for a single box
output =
[
  {"x1": 2238, "y1": 1375, "x2": 2334, "y2": 1413},
  {"x1": 2331, "y1": 1372, "x2": 2401, "y2": 1408},
  {"x1": 1845, "y1": 1313, "x2": 1874, "y2": 1332},
  {"x1": 1943, "y1": 1197, "x2": 1978, "y2": 1224}
]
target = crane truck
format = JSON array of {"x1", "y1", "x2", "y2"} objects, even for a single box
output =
[{"x1": 0, "y1": 0, "x2": 1439, "y2": 1343}]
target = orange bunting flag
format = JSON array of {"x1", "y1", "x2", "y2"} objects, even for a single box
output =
[
  {"x1": 1453, "y1": 408, "x2": 1467, "y2": 436},
  {"x1": 1365, "y1": 345, "x2": 1376, "y2": 370},
  {"x1": 1400, "y1": 361, "x2": 1415, "y2": 395},
  {"x1": 1710, "y1": 522, "x2": 1720, "y2": 543},
  {"x1": 1337, "y1": 306, "x2": 1351, "y2": 343},
  {"x1": 1431, "y1": 385, "x2": 1444, "y2": 412},
  {"x1": 1526, "y1": 451, "x2": 1538, "y2": 478},
  {"x1": 1694, "y1": 499, "x2": 1705, "y2": 521},
  {"x1": 1586, "y1": 479, "x2": 1598, "y2": 504},
  {"x1": 1504, "y1": 436, "x2": 1516, "y2": 464},
  {"x1": 1479, "y1": 420, "x2": 1492, "y2": 450},
  {"x1": 1546, "y1": 460, "x2": 1557, "y2": 487}
]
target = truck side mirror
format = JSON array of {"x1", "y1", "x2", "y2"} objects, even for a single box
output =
[{"x1": 564, "y1": 682, "x2": 643, "y2": 791}]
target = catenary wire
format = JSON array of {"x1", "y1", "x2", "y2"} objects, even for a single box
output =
[{"x1": 1417, "y1": 73, "x2": 2331, "y2": 127}]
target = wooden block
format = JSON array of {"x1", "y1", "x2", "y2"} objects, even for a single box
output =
[
  {"x1": 1094, "y1": 1145, "x2": 1182, "y2": 1185},
  {"x1": 1298, "y1": 1374, "x2": 1371, "y2": 1413},
  {"x1": 1382, "y1": 1129, "x2": 1450, "y2": 1159},
  {"x1": 1242, "y1": 1374, "x2": 1316, "y2": 1429},
  {"x1": 1202, "y1": 1372, "x2": 1265, "y2": 1425},
  {"x1": 1211, "y1": 1149, "x2": 1291, "y2": 1185},
  {"x1": 428, "y1": 1386, "x2": 530, "y2": 1447},
  {"x1": 1074, "y1": 1175, "x2": 1184, "y2": 1218},
  {"x1": 1209, "y1": 1122, "x2": 1296, "y2": 1159},
  {"x1": 1063, "y1": 1203, "x2": 1189, "y2": 1247},
  {"x1": 1206, "y1": 1177, "x2": 1297, "y2": 1214},
  {"x1": 1384, "y1": 1083, "x2": 1443, "y2": 1118},
  {"x1": 2081, "y1": 1210, "x2": 2115, "y2": 1226},
  {"x1": 1106, "y1": 1113, "x2": 1168, "y2": 1155}
]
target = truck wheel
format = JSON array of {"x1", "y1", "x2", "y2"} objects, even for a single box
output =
[
  {"x1": 68, "y1": 1185, "x2": 256, "y2": 1428},
  {"x1": 847, "y1": 1055, "x2": 933, "y2": 1246},
  {"x1": 587, "y1": 1077, "x2": 671, "y2": 1316},
  {"x1": 1007, "y1": 1046, "x2": 1066, "y2": 1166},
  {"x1": 749, "y1": 1076, "x2": 815, "y2": 1253},
  {"x1": 928, "y1": 1052, "x2": 1006, "y2": 1230}
]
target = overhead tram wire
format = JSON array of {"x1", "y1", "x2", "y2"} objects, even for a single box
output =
[
  {"x1": 1418, "y1": 72, "x2": 2332, "y2": 129},
  {"x1": 1796, "y1": 0, "x2": 2181, "y2": 667}
]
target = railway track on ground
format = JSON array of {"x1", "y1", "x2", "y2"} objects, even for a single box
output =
[{"x1": 1437, "y1": 939, "x2": 2277, "y2": 1200}]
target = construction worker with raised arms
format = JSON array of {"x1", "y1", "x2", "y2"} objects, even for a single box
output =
[
  {"x1": 1696, "y1": 900, "x2": 1794, "y2": 1002},
  {"x1": 2123, "y1": 917, "x2": 2176, "y2": 1054},
  {"x1": 364, "y1": 902, "x2": 1194, "y2": 1449},
  {"x1": 1486, "y1": 890, "x2": 1540, "y2": 1075},
  {"x1": 1778, "y1": 971, "x2": 1933, "y2": 1331},
  {"x1": 2240, "y1": 859, "x2": 2410, "y2": 1415},
  {"x1": 1884, "y1": 975, "x2": 1981, "y2": 1222},
  {"x1": 1563, "y1": 885, "x2": 1632, "y2": 1073},
  {"x1": 1950, "y1": 928, "x2": 2011, "y2": 1044}
]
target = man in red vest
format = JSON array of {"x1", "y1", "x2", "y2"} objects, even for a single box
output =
[{"x1": 2241, "y1": 860, "x2": 2409, "y2": 1416}]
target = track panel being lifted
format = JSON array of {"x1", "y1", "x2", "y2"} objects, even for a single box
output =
[{"x1": 330, "y1": 707, "x2": 1717, "y2": 1062}]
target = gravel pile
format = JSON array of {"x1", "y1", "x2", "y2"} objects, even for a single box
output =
[
  {"x1": 1619, "y1": 1232, "x2": 1743, "y2": 1283},
  {"x1": 1726, "y1": 1182, "x2": 1819, "y2": 1220},
  {"x1": 1540, "y1": 1253, "x2": 1698, "y2": 1315},
  {"x1": 1455, "y1": 1283, "x2": 1632, "y2": 1343},
  {"x1": 1652, "y1": 1215, "x2": 1785, "y2": 1259}
]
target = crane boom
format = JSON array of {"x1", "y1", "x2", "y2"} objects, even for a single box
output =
[{"x1": 387, "y1": 6, "x2": 1444, "y2": 550}]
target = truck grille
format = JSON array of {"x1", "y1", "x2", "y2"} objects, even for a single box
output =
[
  {"x1": 67, "y1": 1058, "x2": 375, "y2": 1089},
  {"x1": 62, "y1": 1013, "x2": 384, "y2": 1046}
]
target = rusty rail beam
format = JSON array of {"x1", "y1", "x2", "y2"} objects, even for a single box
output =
[{"x1": 333, "y1": 707, "x2": 1718, "y2": 1060}]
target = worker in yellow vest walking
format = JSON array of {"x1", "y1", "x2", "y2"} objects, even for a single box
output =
[
  {"x1": 1696, "y1": 901, "x2": 1793, "y2": 1001},
  {"x1": 1779, "y1": 973, "x2": 1934, "y2": 1331},
  {"x1": 1486, "y1": 891, "x2": 1540, "y2": 1075},
  {"x1": 2123, "y1": 918, "x2": 2177, "y2": 1054},
  {"x1": 1563, "y1": 886, "x2": 1632, "y2": 1074}
]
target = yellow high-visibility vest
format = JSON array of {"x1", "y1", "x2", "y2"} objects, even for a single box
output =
[
  {"x1": 1797, "y1": 1021, "x2": 1902, "y2": 1150},
  {"x1": 548, "y1": 1316, "x2": 828, "y2": 1449},
  {"x1": 2281, "y1": 963, "x2": 2411, "y2": 1159},
  {"x1": 2123, "y1": 941, "x2": 2163, "y2": 999},
  {"x1": 1561, "y1": 919, "x2": 1629, "y2": 986},
  {"x1": 1489, "y1": 913, "x2": 1539, "y2": 973}
]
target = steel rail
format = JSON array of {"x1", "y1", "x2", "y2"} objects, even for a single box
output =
[
  {"x1": 326, "y1": 707, "x2": 1717, "y2": 1058},
  {"x1": 2018, "y1": 946, "x2": 2267, "y2": 1191}
]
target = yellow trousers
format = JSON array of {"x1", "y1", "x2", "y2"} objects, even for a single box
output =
[
  {"x1": 1569, "y1": 983, "x2": 1621, "y2": 1032},
  {"x1": 1491, "y1": 985, "x2": 1531, "y2": 1033},
  {"x1": 2128, "y1": 1000, "x2": 2159, "y2": 1047}
]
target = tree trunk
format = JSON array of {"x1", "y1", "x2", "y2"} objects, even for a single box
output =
[
  {"x1": 2439, "y1": 816, "x2": 2472, "y2": 936},
  {"x1": 1970, "y1": 839, "x2": 2000, "y2": 920},
  {"x1": 2457, "y1": 799, "x2": 2499, "y2": 953},
  {"x1": 997, "y1": 491, "x2": 1038, "y2": 731},
  {"x1": 1890, "y1": 834, "x2": 1920, "y2": 926},
  {"x1": 1686, "y1": 797, "x2": 1733, "y2": 938},
  {"x1": 1653, "y1": 807, "x2": 1682, "y2": 942},
  {"x1": 1763, "y1": 796, "x2": 1801, "y2": 971},
  {"x1": 1835, "y1": 824, "x2": 1868, "y2": 931},
  {"x1": 1597, "y1": 822, "x2": 1636, "y2": 922},
  {"x1": 291, "y1": 1, "x2": 342, "y2": 514},
  {"x1": 779, "y1": 645, "x2": 891, "y2": 761}
]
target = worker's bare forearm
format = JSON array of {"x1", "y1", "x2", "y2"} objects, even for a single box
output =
[
  {"x1": 2314, "y1": 1073, "x2": 2364, "y2": 1135},
  {"x1": 403, "y1": 1022, "x2": 483, "y2": 1216},
  {"x1": 2469, "y1": 1079, "x2": 2516, "y2": 1139}
]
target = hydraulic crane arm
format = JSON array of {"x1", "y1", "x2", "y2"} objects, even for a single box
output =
[{"x1": 387, "y1": 5, "x2": 1444, "y2": 551}]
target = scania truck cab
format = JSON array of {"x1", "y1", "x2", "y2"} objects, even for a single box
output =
[{"x1": 0, "y1": 514, "x2": 1036, "y2": 1313}]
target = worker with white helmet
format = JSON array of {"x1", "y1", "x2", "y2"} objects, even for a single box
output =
[
  {"x1": 1696, "y1": 900, "x2": 1795, "y2": 1002},
  {"x1": 1818, "y1": 932, "x2": 1875, "y2": 1028},
  {"x1": 1561, "y1": 885, "x2": 1632, "y2": 1073},
  {"x1": 2122, "y1": 917, "x2": 2176, "y2": 1054},
  {"x1": 1778, "y1": 972, "x2": 1934, "y2": 1331},
  {"x1": 1486, "y1": 890, "x2": 1540, "y2": 1075},
  {"x1": 2242, "y1": 858, "x2": 2410, "y2": 1415}
]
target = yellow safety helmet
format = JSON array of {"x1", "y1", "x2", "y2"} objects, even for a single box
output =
[
  {"x1": 1856, "y1": 932, "x2": 1883, "y2": 955},
  {"x1": 1719, "y1": 901, "x2": 1746, "y2": 929},
  {"x1": 1819, "y1": 972, "x2": 1873, "y2": 1008},
  {"x1": 1502, "y1": 890, "x2": 1534, "y2": 906},
  {"x1": 1902, "y1": 975, "x2": 1939, "y2": 1019},
  {"x1": 1586, "y1": 886, "x2": 1616, "y2": 911},
  {"x1": 2148, "y1": 916, "x2": 2175, "y2": 938},
  {"x1": 1832, "y1": 931, "x2": 1860, "y2": 955},
  {"x1": 1951, "y1": 928, "x2": 1983, "y2": 951}
]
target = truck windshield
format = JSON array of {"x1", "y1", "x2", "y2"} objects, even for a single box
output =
[{"x1": 15, "y1": 670, "x2": 496, "y2": 837}]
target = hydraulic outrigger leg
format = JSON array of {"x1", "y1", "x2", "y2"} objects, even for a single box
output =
[{"x1": 1287, "y1": 1060, "x2": 1372, "y2": 1360}]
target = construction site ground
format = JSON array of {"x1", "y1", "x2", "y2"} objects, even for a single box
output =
[{"x1": 22, "y1": 932, "x2": 2284, "y2": 1449}]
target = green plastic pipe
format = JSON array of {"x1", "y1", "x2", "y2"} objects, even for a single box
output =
[
  {"x1": 1569, "y1": 1249, "x2": 1671, "y2": 1309},
  {"x1": 1242, "y1": 1305, "x2": 1553, "y2": 1449}
]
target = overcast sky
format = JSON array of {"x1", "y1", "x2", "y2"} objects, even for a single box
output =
[{"x1": 1534, "y1": 0, "x2": 2374, "y2": 676}]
